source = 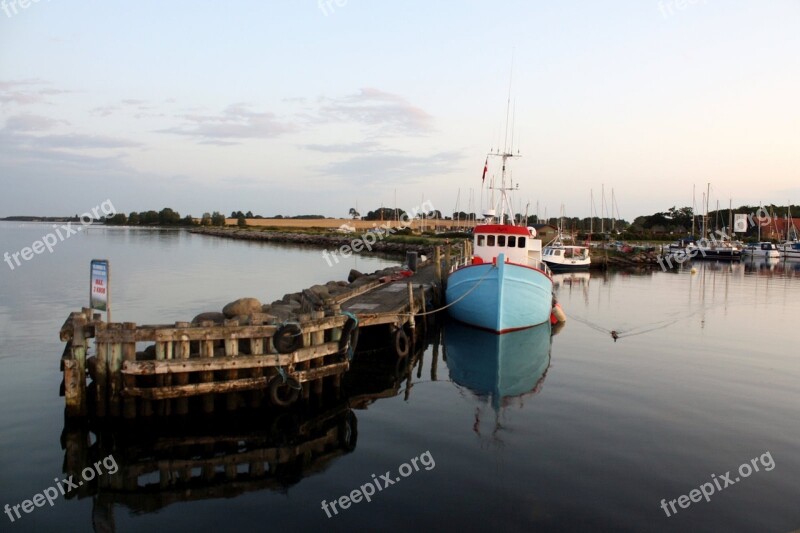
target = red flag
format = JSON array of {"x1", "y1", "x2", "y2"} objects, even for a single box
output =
[{"x1": 481, "y1": 157, "x2": 488, "y2": 183}]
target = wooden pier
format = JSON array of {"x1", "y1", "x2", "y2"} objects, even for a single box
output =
[{"x1": 58, "y1": 242, "x2": 470, "y2": 419}]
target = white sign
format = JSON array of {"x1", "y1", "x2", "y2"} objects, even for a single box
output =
[
  {"x1": 90, "y1": 259, "x2": 109, "y2": 312},
  {"x1": 733, "y1": 214, "x2": 748, "y2": 233}
]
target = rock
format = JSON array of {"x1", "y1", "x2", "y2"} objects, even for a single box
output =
[
  {"x1": 192, "y1": 311, "x2": 226, "y2": 325},
  {"x1": 261, "y1": 304, "x2": 272, "y2": 313},
  {"x1": 348, "y1": 269, "x2": 364, "y2": 283},
  {"x1": 269, "y1": 305, "x2": 295, "y2": 321},
  {"x1": 309, "y1": 284, "x2": 330, "y2": 298},
  {"x1": 222, "y1": 297, "x2": 262, "y2": 318},
  {"x1": 232, "y1": 314, "x2": 251, "y2": 325}
]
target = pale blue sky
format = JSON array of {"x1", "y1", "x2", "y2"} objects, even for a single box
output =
[{"x1": 1, "y1": 0, "x2": 798, "y2": 220}]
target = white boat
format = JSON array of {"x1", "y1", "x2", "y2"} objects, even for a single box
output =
[
  {"x1": 543, "y1": 210, "x2": 591, "y2": 271},
  {"x1": 744, "y1": 242, "x2": 781, "y2": 259},
  {"x1": 779, "y1": 241, "x2": 800, "y2": 260},
  {"x1": 543, "y1": 240, "x2": 590, "y2": 271}
]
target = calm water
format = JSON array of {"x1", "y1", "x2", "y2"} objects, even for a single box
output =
[{"x1": 1, "y1": 222, "x2": 798, "y2": 532}]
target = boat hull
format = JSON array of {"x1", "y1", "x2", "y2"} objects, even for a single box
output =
[
  {"x1": 445, "y1": 257, "x2": 553, "y2": 333},
  {"x1": 543, "y1": 259, "x2": 591, "y2": 271}
]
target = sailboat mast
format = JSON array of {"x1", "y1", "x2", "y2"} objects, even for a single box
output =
[{"x1": 692, "y1": 184, "x2": 696, "y2": 237}]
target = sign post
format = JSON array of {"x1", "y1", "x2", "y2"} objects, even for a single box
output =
[{"x1": 90, "y1": 259, "x2": 111, "y2": 322}]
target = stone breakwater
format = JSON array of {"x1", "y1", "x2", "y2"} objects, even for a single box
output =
[{"x1": 190, "y1": 227, "x2": 433, "y2": 257}]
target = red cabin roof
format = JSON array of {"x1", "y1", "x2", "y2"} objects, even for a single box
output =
[{"x1": 474, "y1": 224, "x2": 531, "y2": 236}]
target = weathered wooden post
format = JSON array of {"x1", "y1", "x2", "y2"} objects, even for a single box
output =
[
  {"x1": 434, "y1": 246, "x2": 442, "y2": 285},
  {"x1": 224, "y1": 318, "x2": 239, "y2": 411},
  {"x1": 108, "y1": 324, "x2": 123, "y2": 417},
  {"x1": 200, "y1": 320, "x2": 215, "y2": 413},
  {"x1": 64, "y1": 314, "x2": 88, "y2": 417},
  {"x1": 445, "y1": 244, "x2": 452, "y2": 281},
  {"x1": 312, "y1": 309, "x2": 325, "y2": 397},
  {"x1": 407, "y1": 282, "x2": 416, "y2": 346},
  {"x1": 249, "y1": 334, "x2": 265, "y2": 407},
  {"x1": 94, "y1": 322, "x2": 108, "y2": 417},
  {"x1": 122, "y1": 322, "x2": 137, "y2": 419},
  {"x1": 418, "y1": 285, "x2": 427, "y2": 336},
  {"x1": 175, "y1": 323, "x2": 191, "y2": 415}
]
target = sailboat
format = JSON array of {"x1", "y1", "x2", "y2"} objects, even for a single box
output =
[{"x1": 445, "y1": 143, "x2": 554, "y2": 333}]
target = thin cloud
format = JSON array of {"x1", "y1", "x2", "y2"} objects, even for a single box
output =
[
  {"x1": 303, "y1": 141, "x2": 384, "y2": 153},
  {"x1": 0, "y1": 79, "x2": 70, "y2": 105},
  {"x1": 315, "y1": 88, "x2": 434, "y2": 135},
  {"x1": 319, "y1": 150, "x2": 462, "y2": 184},
  {"x1": 160, "y1": 103, "x2": 295, "y2": 143},
  {"x1": 4, "y1": 113, "x2": 66, "y2": 132}
]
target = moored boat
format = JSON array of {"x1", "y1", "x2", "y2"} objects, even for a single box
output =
[
  {"x1": 445, "y1": 149, "x2": 554, "y2": 333},
  {"x1": 778, "y1": 241, "x2": 800, "y2": 260},
  {"x1": 543, "y1": 241, "x2": 591, "y2": 271},
  {"x1": 744, "y1": 242, "x2": 781, "y2": 259}
]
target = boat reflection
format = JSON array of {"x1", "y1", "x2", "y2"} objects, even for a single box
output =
[{"x1": 444, "y1": 321, "x2": 553, "y2": 410}]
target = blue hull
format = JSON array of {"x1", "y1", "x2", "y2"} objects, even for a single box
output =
[
  {"x1": 445, "y1": 256, "x2": 554, "y2": 333},
  {"x1": 444, "y1": 320, "x2": 552, "y2": 408}
]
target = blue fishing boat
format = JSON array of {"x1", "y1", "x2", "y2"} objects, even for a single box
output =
[{"x1": 445, "y1": 149, "x2": 554, "y2": 333}]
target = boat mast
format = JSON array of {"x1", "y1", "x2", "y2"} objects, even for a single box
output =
[{"x1": 692, "y1": 184, "x2": 696, "y2": 237}]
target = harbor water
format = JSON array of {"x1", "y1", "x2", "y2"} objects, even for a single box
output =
[{"x1": 0, "y1": 222, "x2": 798, "y2": 532}]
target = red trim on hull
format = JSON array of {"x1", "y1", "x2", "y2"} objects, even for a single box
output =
[{"x1": 452, "y1": 318, "x2": 551, "y2": 335}]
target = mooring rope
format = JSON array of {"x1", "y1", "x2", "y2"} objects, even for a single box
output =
[{"x1": 405, "y1": 263, "x2": 496, "y2": 318}]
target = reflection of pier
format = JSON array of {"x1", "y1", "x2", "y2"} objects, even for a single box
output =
[
  {"x1": 60, "y1": 324, "x2": 441, "y2": 531},
  {"x1": 63, "y1": 405, "x2": 357, "y2": 522}
]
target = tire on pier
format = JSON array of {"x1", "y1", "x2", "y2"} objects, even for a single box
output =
[
  {"x1": 393, "y1": 327, "x2": 410, "y2": 359},
  {"x1": 268, "y1": 376, "x2": 301, "y2": 407},
  {"x1": 338, "y1": 316, "x2": 359, "y2": 359},
  {"x1": 274, "y1": 323, "x2": 302, "y2": 354}
]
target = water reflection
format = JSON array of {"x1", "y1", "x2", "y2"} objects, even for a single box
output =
[
  {"x1": 444, "y1": 321, "x2": 553, "y2": 409},
  {"x1": 58, "y1": 325, "x2": 440, "y2": 531}
]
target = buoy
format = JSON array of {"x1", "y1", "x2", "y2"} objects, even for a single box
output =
[
  {"x1": 551, "y1": 303, "x2": 567, "y2": 324},
  {"x1": 690, "y1": 267, "x2": 698, "y2": 274}
]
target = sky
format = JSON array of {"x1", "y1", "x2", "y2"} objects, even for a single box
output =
[{"x1": 0, "y1": 0, "x2": 798, "y2": 221}]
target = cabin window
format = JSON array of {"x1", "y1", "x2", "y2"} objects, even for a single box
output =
[
  {"x1": 497, "y1": 235, "x2": 506, "y2": 247},
  {"x1": 507, "y1": 236, "x2": 516, "y2": 247},
  {"x1": 487, "y1": 235, "x2": 495, "y2": 246},
  {"x1": 554, "y1": 250, "x2": 562, "y2": 256},
  {"x1": 476, "y1": 235, "x2": 485, "y2": 246},
  {"x1": 518, "y1": 237, "x2": 526, "y2": 248}
]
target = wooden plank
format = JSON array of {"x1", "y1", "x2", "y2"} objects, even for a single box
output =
[
  {"x1": 122, "y1": 343, "x2": 339, "y2": 375},
  {"x1": 94, "y1": 315, "x2": 346, "y2": 343},
  {"x1": 124, "y1": 376, "x2": 270, "y2": 400},
  {"x1": 294, "y1": 361, "x2": 349, "y2": 382}
]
